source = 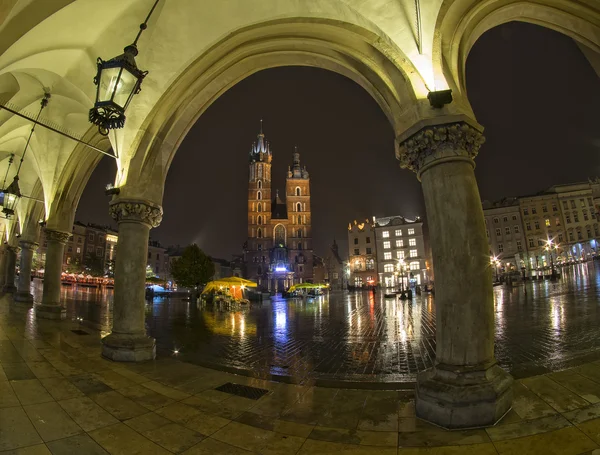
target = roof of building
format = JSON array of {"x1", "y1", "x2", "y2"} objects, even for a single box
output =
[
  {"x1": 271, "y1": 190, "x2": 288, "y2": 219},
  {"x1": 374, "y1": 215, "x2": 422, "y2": 227},
  {"x1": 482, "y1": 197, "x2": 520, "y2": 209}
]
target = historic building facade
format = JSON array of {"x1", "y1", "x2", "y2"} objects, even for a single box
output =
[
  {"x1": 244, "y1": 126, "x2": 313, "y2": 291},
  {"x1": 373, "y1": 216, "x2": 428, "y2": 289},
  {"x1": 483, "y1": 198, "x2": 527, "y2": 273},
  {"x1": 347, "y1": 219, "x2": 377, "y2": 288}
]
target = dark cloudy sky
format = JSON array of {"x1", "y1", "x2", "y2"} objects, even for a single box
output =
[{"x1": 77, "y1": 22, "x2": 600, "y2": 259}]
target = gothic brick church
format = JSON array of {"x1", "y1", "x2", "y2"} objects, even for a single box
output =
[{"x1": 244, "y1": 123, "x2": 313, "y2": 292}]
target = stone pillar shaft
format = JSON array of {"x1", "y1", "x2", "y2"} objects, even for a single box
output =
[
  {"x1": 14, "y1": 240, "x2": 38, "y2": 303},
  {"x1": 3, "y1": 246, "x2": 18, "y2": 293},
  {"x1": 35, "y1": 230, "x2": 70, "y2": 319},
  {"x1": 0, "y1": 246, "x2": 7, "y2": 289},
  {"x1": 397, "y1": 121, "x2": 512, "y2": 429},
  {"x1": 102, "y1": 199, "x2": 162, "y2": 362}
]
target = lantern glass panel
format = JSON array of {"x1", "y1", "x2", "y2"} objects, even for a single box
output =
[
  {"x1": 113, "y1": 67, "x2": 138, "y2": 108},
  {"x1": 98, "y1": 67, "x2": 122, "y2": 104},
  {"x1": 3, "y1": 192, "x2": 17, "y2": 212}
]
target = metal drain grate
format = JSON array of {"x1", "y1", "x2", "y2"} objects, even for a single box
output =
[
  {"x1": 71, "y1": 329, "x2": 89, "y2": 335},
  {"x1": 214, "y1": 382, "x2": 269, "y2": 400}
]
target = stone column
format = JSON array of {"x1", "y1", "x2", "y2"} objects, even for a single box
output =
[
  {"x1": 14, "y1": 240, "x2": 38, "y2": 303},
  {"x1": 0, "y1": 245, "x2": 7, "y2": 289},
  {"x1": 102, "y1": 199, "x2": 162, "y2": 362},
  {"x1": 2, "y1": 245, "x2": 19, "y2": 293},
  {"x1": 34, "y1": 229, "x2": 70, "y2": 319},
  {"x1": 397, "y1": 121, "x2": 513, "y2": 429}
]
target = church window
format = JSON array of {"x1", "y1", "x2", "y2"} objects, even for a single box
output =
[
  {"x1": 257, "y1": 228, "x2": 262, "y2": 238},
  {"x1": 297, "y1": 229, "x2": 302, "y2": 238},
  {"x1": 298, "y1": 216, "x2": 302, "y2": 224},
  {"x1": 298, "y1": 242, "x2": 302, "y2": 250},
  {"x1": 296, "y1": 202, "x2": 302, "y2": 212},
  {"x1": 258, "y1": 244, "x2": 262, "y2": 251},
  {"x1": 257, "y1": 215, "x2": 262, "y2": 225},
  {"x1": 274, "y1": 224, "x2": 286, "y2": 245},
  {"x1": 257, "y1": 180, "x2": 262, "y2": 189},
  {"x1": 257, "y1": 191, "x2": 262, "y2": 200},
  {"x1": 257, "y1": 203, "x2": 262, "y2": 212},
  {"x1": 295, "y1": 187, "x2": 301, "y2": 196}
]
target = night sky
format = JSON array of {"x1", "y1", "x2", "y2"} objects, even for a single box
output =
[{"x1": 77, "y1": 22, "x2": 600, "y2": 260}]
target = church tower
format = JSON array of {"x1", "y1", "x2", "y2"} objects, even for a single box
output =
[
  {"x1": 245, "y1": 121, "x2": 272, "y2": 285},
  {"x1": 286, "y1": 148, "x2": 313, "y2": 282}
]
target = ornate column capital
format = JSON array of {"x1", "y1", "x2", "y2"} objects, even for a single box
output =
[
  {"x1": 45, "y1": 229, "x2": 71, "y2": 245},
  {"x1": 18, "y1": 240, "x2": 39, "y2": 251},
  {"x1": 396, "y1": 122, "x2": 485, "y2": 176},
  {"x1": 109, "y1": 199, "x2": 163, "y2": 228},
  {"x1": 6, "y1": 245, "x2": 20, "y2": 254}
]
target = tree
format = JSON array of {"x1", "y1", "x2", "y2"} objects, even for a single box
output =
[
  {"x1": 84, "y1": 253, "x2": 105, "y2": 277},
  {"x1": 170, "y1": 244, "x2": 214, "y2": 289}
]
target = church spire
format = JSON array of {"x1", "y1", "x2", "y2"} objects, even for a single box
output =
[{"x1": 250, "y1": 119, "x2": 271, "y2": 162}]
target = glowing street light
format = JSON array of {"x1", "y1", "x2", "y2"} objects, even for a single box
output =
[{"x1": 545, "y1": 239, "x2": 558, "y2": 281}]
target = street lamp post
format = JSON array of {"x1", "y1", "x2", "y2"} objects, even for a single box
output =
[
  {"x1": 545, "y1": 239, "x2": 557, "y2": 281},
  {"x1": 490, "y1": 256, "x2": 499, "y2": 283},
  {"x1": 397, "y1": 258, "x2": 407, "y2": 299}
]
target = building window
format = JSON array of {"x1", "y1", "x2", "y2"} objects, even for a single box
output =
[
  {"x1": 409, "y1": 238, "x2": 416, "y2": 246},
  {"x1": 366, "y1": 248, "x2": 372, "y2": 254},
  {"x1": 297, "y1": 229, "x2": 302, "y2": 238},
  {"x1": 68, "y1": 246, "x2": 72, "y2": 253},
  {"x1": 296, "y1": 202, "x2": 302, "y2": 212},
  {"x1": 588, "y1": 197, "x2": 593, "y2": 207},
  {"x1": 366, "y1": 237, "x2": 371, "y2": 244},
  {"x1": 408, "y1": 228, "x2": 415, "y2": 235},
  {"x1": 498, "y1": 243, "x2": 504, "y2": 253},
  {"x1": 574, "y1": 213, "x2": 579, "y2": 223},
  {"x1": 76, "y1": 247, "x2": 81, "y2": 254},
  {"x1": 584, "y1": 210, "x2": 589, "y2": 221},
  {"x1": 257, "y1": 228, "x2": 262, "y2": 238},
  {"x1": 257, "y1": 203, "x2": 262, "y2": 212},
  {"x1": 295, "y1": 187, "x2": 301, "y2": 196},
  {"x1": 514, "y1": 225, "x2": 520, "y2": 234},
  {"x1": 396, "y1": 250, "x2": 405, "y2": 259},
  {"x1": 298, "y1": 243, "x2": 302, "y2": 250},
  {"x1": 512, "y1": 215, "x2": 517, "y2": 220},
  {"x1": 503, "y1": 216, "x2": 508, "y2": 222},
  {"x1": 581, "y1": 199, "x2": 586, "y2": 208},
  {"x1": 545, "y1": 218, "x2": 550, "y2": 227},
  {"x1": 571, "y1": 200, "x2": 576, "y2": 209},
  {"x1": 486, "y1": 230, "x2": 489, "y2": 237},
  {"x1": 493, "y1": 218, "x2": 499, "y2": 224},
  {"x1": 410, "y1": 261, "x2": 420, "y2": 271},
  {"x1": 87, "y1": 246, "x2": 93, "y2": 253},
  {"x1": 495, "y1": 228, "x2": 501, "y2": 236},
  {"x1": 257, "y1": 180, "x2": 262, "y2": 189},
  {"x1": 505, "y1": 227, "x2": 511, "y2": 235},
  {"x1": 384, "y1": 264, "x2": 394, "y2": 273},
  {"x1": 88, "y1": 233, "x2": 94, "y2": 241},
  {"x1": 354, "y1": 238, "x2": 358, "y2": 245},
  {"x1": 556, "y1": 217, "x2": 561, "y2": 226},
  {"x1": 523, "y1": 208, "x2": 529, "y2": 215},
  {"x1": 96, "y1": 247, "x2": 102, "y2": 256},
  {"x1": 558, "y1": 233, "x2": 564, "y2": 242},
  {"x1": 569, "y1": 232, "x2": 574, "y2": 242},
  {"x1": 257, "y1": 191, "x2": 262, "y2": 200},
  {"x1": 528, "y1": 238, "x2": 535, "y2": 248},
  {"x1": 409, "y1": 249, "x2": 417, "y2": 258},
  {"x1": 257, "y1": 244, "x2": 262, "y2": 251},
  {"x1": 257, "y1": 215, "x2": 262, "y2": 225},
  {"x1": 262, "y1": 256, "x2": 266, "y2": 263},
  {"x1": 552, "y1": 203, "x2": 557, "y2": 212},
  {"x1": 396, "y1": 240, "x2": 404, "y2": 247},
  {"x1": 532, "y1": 207, "x2": 537, "y2": 214},
  {"x1": 538, "y1": 239, "x2": 544, "y2": 246},
  {"x1": 517, "y1": 240, "x2": 522, "y2": 251},
  {"x1": 77, "y1": 237, "x2": 82, "y2": 243},
  {"x1": 578, "y1": 231, "x2": 583, "y2": 240},
  {"x1": 354, "y1": 248, "x2": 359, "y2": 255},
  {"x1": 395, "y1": 229, "x2": 402, "y2": 236},
  {"x1": 382, "y1": 231, "x2": 389, "y2": 238},
  {"x1": 587, "y1": 229, "x2": 592, "y2": 239},
  {"x1": 534, "y1": 221, "x2": 540, "y2": 230},
  {"x1": 566, "y1": 214, "x2": 571, "y2": 223},
  {"x1": 384, "y1": 252, "x2": 392, "y2": 260},
  {"x1": 354, "y1": 277, "x2": 363, "y2": 287},
  {"x1": 563, "y1": 201, "x2": 568, "y2": 210},
  {"x1": 542, "y1": 205, "x2": 547, "y2": 213},
  {"x1": 383, "y1": 241, "x2": 391, "y2": 249}
]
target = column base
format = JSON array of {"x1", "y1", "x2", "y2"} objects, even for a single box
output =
[
  {"x1": 102, "y1": 333, "x2": 156, "y2": 362},
  {"x1": 2, "y1": 284, "x2": 16, "y2": 293},
  {"x1": 13, "y1": 292, "x2": 33, "y2": 303},
  {"x1": 34, "y1": 303, "x2": 66, "y2": 320},
  {"x1": 416, "y1": 362, "x2": 513, "y2": 429}
]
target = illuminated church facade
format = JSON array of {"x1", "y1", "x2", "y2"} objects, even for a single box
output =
[{"x1": 244, "y1": 124, "x2": 313, "y2": 292}]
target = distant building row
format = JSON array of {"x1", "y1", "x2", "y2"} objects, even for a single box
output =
[
  {"x1": 483, "y1": 180, "x2": 600, "y2": 274},
  {"x1": 347, "y1": 215, "x2": 429, "y2": 289}
]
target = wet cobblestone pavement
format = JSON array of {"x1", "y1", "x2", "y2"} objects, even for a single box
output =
[{"x1": 56, "y1": 261, "x2": 600, "y2": 385}]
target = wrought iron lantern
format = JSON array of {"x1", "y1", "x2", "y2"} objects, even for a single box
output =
[
  {"x1": 89, "y1": 0, "x2": 159, "y2": 136},
  {"x1": 1, "y1": 176, "x2": 20, "y2": 217}
]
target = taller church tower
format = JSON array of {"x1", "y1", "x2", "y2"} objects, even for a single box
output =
[{"x1": 245, "y1": 121, "x2": 272, "y2": 283}]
